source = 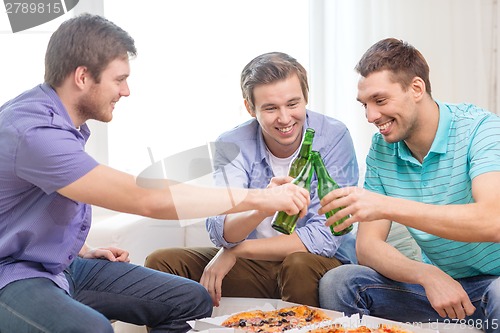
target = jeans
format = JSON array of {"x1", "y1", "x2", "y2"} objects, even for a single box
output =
[
  {"x1": 319, "y1": 265, "x2": 500, "y2": 333},
  {"x1": 0, "y1": 257, "x2": 212, "y2": 333}
]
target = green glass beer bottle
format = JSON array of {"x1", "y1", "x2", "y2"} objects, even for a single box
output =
[
  {"x1": 288, "y1": 128, "x2": 315, "y2": 178},
  {"x1": 311, "y1": 151, "x2": 353, "y2": 236},
  {"x1": 271, "y1": 155, "x2": 314, "y2": 235}
]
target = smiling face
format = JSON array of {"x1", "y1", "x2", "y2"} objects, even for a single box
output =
[
  {"x1": 76, "y1": 57, "x2": 131, "y2": 123},
  {"x1": 246, "y1": 74, "x2": 307, "y2": 158},
  {"x1": 357, "y1": 70, "x2": 422, "y2": 144}
]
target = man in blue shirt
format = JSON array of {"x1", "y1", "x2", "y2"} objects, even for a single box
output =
[
  {"x1": 146, "y1": 52, "x2": 359, "y2": 307},
  {"x1": 0, "y1": 15, "x2": 310, "y2": 333},
  {"x1": 318, "y1": 38, "x2": 500, "y2": 332}
]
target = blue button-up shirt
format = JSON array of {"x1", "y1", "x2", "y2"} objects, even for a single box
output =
[
  {"x1": 206, "y1": 110, "x2": 359, "y2": 263},
  {"x1": 0, "y1": 84, "x2": 98, "y2": 291}
]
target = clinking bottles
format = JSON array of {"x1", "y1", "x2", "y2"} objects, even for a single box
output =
[
  {"x1": 271, "y1": 155, "x2": 314, "y2": 235},
  {"x1": 311, "y1": 150, "x2": 353, "y2": 236},
  {"x1": 288, "y1": 128, "x2": 315, "y2": 178}
]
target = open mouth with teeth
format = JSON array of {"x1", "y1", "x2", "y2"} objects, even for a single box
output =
[
  {"x1": 377, "y1": 120, "x2": 393, "y2": 134},
  {"x1": 278, "y1": 125, "x2": 294, "y2": 134}
]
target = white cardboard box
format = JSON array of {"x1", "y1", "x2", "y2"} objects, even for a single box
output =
[{"x1": 187, "y1": 297, "x2": 442, "y2": 333}]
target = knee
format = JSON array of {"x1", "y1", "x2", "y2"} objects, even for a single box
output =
[
  {"x1": 194, "y1": 284, "x2": 213, "y2": 318},
  {"x1": 319, "y1": 265, "x2": 352, "y2": 294},
  {"x1": 58, "y1": 314, "x2": 113, "y2": 333},
  {"x1": 178, "y1": 282, "x2": 213, "y2": 319},
  {"x1": 281, "y1": 252, "x2": 314, "y2": 274},
  {"x1": 319, "y1": 265, "x2": 374, "y2": 306},
  {"x1": 485, "y1": 277, "x2": 500, "y2": 306}
]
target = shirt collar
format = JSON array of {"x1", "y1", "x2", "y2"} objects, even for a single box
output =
[
  {"x1": 397, "y1": 100, "x2": 450, "y2": 162},
  {"x1": 40, "y1": 83, "x2": 91, "y2": 140},
  {"x1": 429, "y1": 100, "x2": 451, "y2": 154}
]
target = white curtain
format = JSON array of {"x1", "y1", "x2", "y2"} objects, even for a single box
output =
[{"x1": 308, "y1": 0, "x2": 500, "y2": 182}]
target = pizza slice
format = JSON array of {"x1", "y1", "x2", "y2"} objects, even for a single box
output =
[{"x1": 221, "y1": 305, "x2": 333, "y2": 332}]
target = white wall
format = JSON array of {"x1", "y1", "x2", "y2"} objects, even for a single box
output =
[
  {"x1": 2, "y1": 1, "x2": 498, "y2": 182},
  {"x1": 308, "y1": 0, "x2": 500, "y2": 183}
]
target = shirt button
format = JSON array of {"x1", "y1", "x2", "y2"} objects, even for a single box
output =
[
  {"x1": 68, "y1": 255, "x2": 73, "y2": 260},
  {"x1": 81, "y1": 226, "x2": 87, "y2": 231}
]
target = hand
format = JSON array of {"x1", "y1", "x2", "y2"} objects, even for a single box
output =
[
  {"x1": 319, "y1": 186, "x2": 387, "y2": 232},
  {"x1": 80, "y1": 246, "x2": 131, "y2": 263},
  {"x1": 199, "y1": 248, "x2": 237, "y2": 307},
  {"x1": 267, "y1": 176, "x2": 294, "y2": 188},
  {"x1": 421, "y1": 266, "x2": 476, "y2": 319},
  {"x1": 260, "y1": 177, "x2": 310, "y2": 217}
]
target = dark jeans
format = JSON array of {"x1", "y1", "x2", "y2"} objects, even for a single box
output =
[
  {"x1": 0, "y1": 257, "x2": 212, "y2": 333},
  {"x1": 145, "y1": 247, "x2": 343, "y2": 307},
  {"x1": 319, "y1": 265, "x2": 500, "y2": 333}
]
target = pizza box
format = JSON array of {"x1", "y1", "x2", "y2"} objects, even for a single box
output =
[
  {"x1": 187, "y1": 297, "x2": 458, "y2": 333},
  {"x1": 188, "y1": 297, "x2": 344, "y2": 332}
]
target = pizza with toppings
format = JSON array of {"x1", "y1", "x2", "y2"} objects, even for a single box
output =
[{"x1": 220, "y1": 304, "x2": 332, "y2": 332}]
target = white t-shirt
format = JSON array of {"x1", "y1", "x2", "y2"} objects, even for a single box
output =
[{"x1": 254, "y1": 147, "x2": 299, "y2": 238}]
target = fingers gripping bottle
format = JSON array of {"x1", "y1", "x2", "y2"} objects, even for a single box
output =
[
  {"x1": 271, "y1": 155, "x2": 314, "y2": 235},
  {"x1": 311, "y1": 151, "x2": 353, "y2": 236},
  {"x1": 288, "y1": 128, "x2": 315, "y2": 178}
]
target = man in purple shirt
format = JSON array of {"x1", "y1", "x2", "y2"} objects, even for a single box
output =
[{"x1": 0, "y1": 14, "x2": 310, "y2": 333}]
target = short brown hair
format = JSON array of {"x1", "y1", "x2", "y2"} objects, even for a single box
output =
[
  {"x1": 355, "y1": 38, "x2": 432, "y2": 96},
  {"x1": 44, "y1": 13, "x2": 136, "y2": 87},
  {"x1": 240, "y1": 52, "x2": 309, "y2": 111}
]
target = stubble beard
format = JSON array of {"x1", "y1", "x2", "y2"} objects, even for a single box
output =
[{"x1": 76, "y1": 88, "x2": 112, "y2": 123}]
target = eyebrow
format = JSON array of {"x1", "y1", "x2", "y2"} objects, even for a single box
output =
[
  {"x1": 260, "y1": 97, "x2": 302, "y2": 109},
  {"x1": 357, "y1": 92, "x2": 382, "y2": 103}
]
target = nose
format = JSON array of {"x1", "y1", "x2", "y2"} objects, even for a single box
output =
[
  {"x1": 277, "y1": 107, "x2": 291, "y2": 123},
  {"x1": 120, "y1": 81, "x2": 131, "y2": 97},
  {"x1": 365, "y1": 106, "x2": 381, "y2": 124}
]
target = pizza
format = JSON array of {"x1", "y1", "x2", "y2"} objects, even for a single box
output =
[
  {"x1": 306, "y1": 324, "x2": 413, "y2": 333},
  {"x1": 221, "y1": 304, "x2": 332, "y2": 332}
]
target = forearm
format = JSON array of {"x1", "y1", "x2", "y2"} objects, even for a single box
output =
[
  {"x1": 357, "y1": 236, "x2": 432, "y2": 285},
  {"x1": 60, "y1": 165, "x2": 293, "y2": 221},
  {"x1": 162, "y1": 184, "x2": 279, "y2": 220},
  {"x1": 380, "y1": 172, "x2": 500, "y2": 242},
  {"x1": 228, "y1": 234, "x2": 307, "y2": 261},
  {"x1": 61, "y1": 163, "x2": 308, "y2": 222},
  {"x1": 222, "y1": 210, "x2": 270, "y2": 243},
  {"x1": 385, "y1": 196, "x2": 499, "y2": 242}
]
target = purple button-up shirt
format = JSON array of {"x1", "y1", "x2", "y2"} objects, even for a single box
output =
[{"x1": 0, "y1": 84, "x2": 98, "y2": 292}]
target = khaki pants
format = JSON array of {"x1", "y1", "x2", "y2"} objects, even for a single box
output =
[{"x1": 145, "y1": 247, "x2": 342, "y2": 307}]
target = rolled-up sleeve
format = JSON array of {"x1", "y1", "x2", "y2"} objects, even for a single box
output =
[{"x1": 205, "y1": 139, "x2": 251, "y2": 248}]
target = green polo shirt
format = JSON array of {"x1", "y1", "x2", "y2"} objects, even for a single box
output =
[{"x1": 364, "y1": 100, "x2": 500, "y2": 278}]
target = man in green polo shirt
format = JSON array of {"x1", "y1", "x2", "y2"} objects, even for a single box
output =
[{"x1": 317, "y1": 38, "x2": 499, "y2": 333}]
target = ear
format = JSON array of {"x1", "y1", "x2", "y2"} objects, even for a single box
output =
[
  {"x1": 411, "y1": 77, "x2": 426, "y2": 101},
  {"x1": 74, "y1": 66, "x2": 89, "y2": 90},
  {"x1": 244, "y1": 99, "x2": 256, "y2": 118}
]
